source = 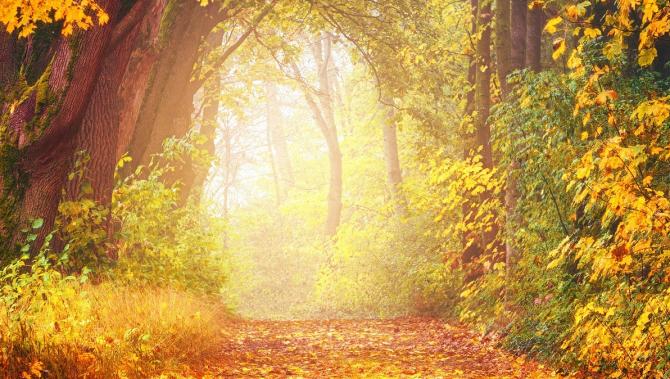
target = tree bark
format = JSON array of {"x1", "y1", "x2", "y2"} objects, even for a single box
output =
[
  {"x1": 525, "y1": 3, "x2": 542, "y2": 71},
  {"x1": 505, "y1": 0, "x2": 528, "y2": 291},
  {"x1": 462, "y1": 0, "x2": 479, "y2": 253},
  {"x1": 67, "y1": 0, "x2": 166, "y2": 207},
  {"x1": 475, "y1": 0, "x2": 501, "y2": 255},
  {"x1": 314, "y1": 34, "x2": 342, "y2": 237},
  {"x1": 0, "y1": 31, "x2": 15, "y2": 90},
  {"x1": 495, "y1": 0, "x2": 512, "y2": 96},
  {"x1": 475, "y1": 0, "x2": 493, "y2": 169},
  {"x1": 182, "y1": 28, "x2": 226, "y2": 203},
  {"x1": 14, "y1": 0, "x2": 121, "y2": 246},
  {"x1": 127, "y1": 1, "x2": 219, "y2": 169},
  {"x1": 0, "y1": 1, "x2": 276, "y2": 254},
  {"x1": 510, "y1": 0, "x2": 527, "y2": 71}
]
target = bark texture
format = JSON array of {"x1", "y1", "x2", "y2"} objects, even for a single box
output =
[
  {"x1": 510, "y1": 0, "x2": 527, "y2": 71},
  {"x1": 525, "y1": 4, "x2": 542, "y2": 71},
  {"x1": 16, "y1": 0, "x2": 121, "y2": 244},
  {"x1": 505, "y1": 0, "x2": 529, "y2": 289},
  {"x1": 128, "y1": 1, "x2": 220, "y2": 169},
  {"x1": 495, "y1": 0, "x2": 512, "y2": 96},
  {"x1": 474, "y1": 0, "x2": 502, "y2": 257}
]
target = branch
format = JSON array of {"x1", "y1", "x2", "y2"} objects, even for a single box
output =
[
  {"x1": 291, "y1": 62, "x2": 331, "y2": 140},
  {"x1": 189, "y1": 0, "x2": 277, "y2": 91}
]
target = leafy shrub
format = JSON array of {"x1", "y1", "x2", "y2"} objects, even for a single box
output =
[
  {"x1": 0, "y1": 249, "x2": 229, "y2": 377},
  {"x1": 111, "y1": 164, "x2": 228, "y2": 295},
  {"x1": 455, "y1": 59, "x2": 670, "y2": 377}
]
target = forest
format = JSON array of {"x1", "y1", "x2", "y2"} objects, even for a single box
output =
[{"x1": 0, "y1": 0, "x2": 669, "y2": 377}]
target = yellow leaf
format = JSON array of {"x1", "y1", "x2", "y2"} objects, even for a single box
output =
[
  {"x1": 552, "y1": 38, "x2": 566, "y2": 60},
  {"x1": 583, "y1": 27, "x2": 602, "y2": 38},
  {"x1": 544, "y1": 16, "x2": 563, "y2": 34},
  {"x1": 639, "y1": 47, "x2": 657, "y2": 66}
]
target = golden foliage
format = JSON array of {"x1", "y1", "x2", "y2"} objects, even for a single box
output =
[{"x1": 0, "y1": 0, "x2": 108, "y2": 37}]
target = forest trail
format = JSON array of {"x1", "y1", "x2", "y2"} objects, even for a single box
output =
[{"x1": 203, "y1": 318, "x2": 556, "y2": 378}]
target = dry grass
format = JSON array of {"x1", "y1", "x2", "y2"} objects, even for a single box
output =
[{"x1": 0, "y1": 283, "x2": 231, "y2": 378}]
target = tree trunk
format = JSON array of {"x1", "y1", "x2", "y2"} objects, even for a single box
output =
[
  {"x1": 266, "y1": 112, "x2": 281, "y2": 206},
  {"x1": 127, "y1": 1, "x2": 220, "y2": 169},
  {"x1": 475, "y1": 0, "x2": 493, "y2": 169},
  {"x1": 495, "y1": 0, "x2": 512, "y2": 96},
  {"x1": 315, "y1": 34, "x2": 342, "y2": 237},
  {"x1": 475, "y1": 0, "x2": 500, "y2": 255},
  {"x1": 292, "y1": 33, "x2": 343, "y2": 237},
  {"x1": 14, "y1": 0, "x2": 121, "y2": 246},
  {"x1": 0, "y1": 1, "x2": 273, "y2": 255},
  {"x1": 67, "y1": 0, "x2": 166, "y2": 207},
  {"x1": 462, "y1": 0, "x2": 478, "y2": 252},
  {"x1": 381, "y1": 103, "x2": 405, "y2": 214},
  {"x1": 505, "y1": 0, "x2": 527, "y2": 283},
  {"x1": 510, "y1": 0, "x2": 527, "y2": 71},
  {"x1": 266, "y1": 82, "x2": 293, "y2": 203},
  {"x1": 221, "y1": 116, "x2": 234, "y2": 248},
  {"x1": 525, "y1": 3, "x2": 542, "y2": 71},
  {"x1": 0, "y1": 31, "x2": 15, "y2": 90},
  {"x1": 183, "y1": 28, "x2": 226, "y2": 203}
]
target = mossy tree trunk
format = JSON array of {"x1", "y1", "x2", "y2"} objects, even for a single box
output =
[{"x1": 2, "y1": 0, "x2": 122, "y2": 249}]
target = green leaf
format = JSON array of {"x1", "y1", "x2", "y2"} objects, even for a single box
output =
[{"x1": 32, "y1": 218, "x2": 44, "y2": 229}]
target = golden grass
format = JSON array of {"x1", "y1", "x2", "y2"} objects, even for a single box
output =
[{"x1": 0, "y1": 283, "x2": 230, "y2": 378}]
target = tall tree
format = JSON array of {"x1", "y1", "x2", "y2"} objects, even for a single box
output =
[
  {"x1": 181, "y1": 28, "x2": 225, "y2": 203},
  {"x1": 381, "y1": 103, "x2": 405, "y2": 214},
  {"x1": 495, "y1": 0, "x2": 512, "y2": 96},
  {"x1": 475, "y1": 0, "x2": 493, "y2": 170},
  {"x1": 510, "y1": 0, "x2": 527, "y2": 70},
  {"x1": 6, "y1": 0, "x2": 124, "y2": 245},
  {"x1": 292, "y1": 33, "x2": 343, "y2": 236},
  {"x1": 505, "y1": 0, "x2": 529, "y2": 287},
  {"x1": 462, "y1": 0, "x2": 480, "y2": 261},
  {"x1": 266, "y1": 82, "x2": 294, "y2": 203},
  {"x1": 475, "y1": 0, "x2": 499, "y2": 255},
  {"x1": 526, "y1": 2, "x2": 543, "y2": 71}
]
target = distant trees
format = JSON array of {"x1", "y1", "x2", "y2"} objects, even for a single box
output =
[{"x1": 266, "y1": 82, "x2": 294, "y2": 204}]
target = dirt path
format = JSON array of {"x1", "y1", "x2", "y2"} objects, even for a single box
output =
[{"x1": 202, "y1": 317, "x2": 556, "y2": 378}]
